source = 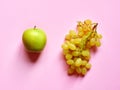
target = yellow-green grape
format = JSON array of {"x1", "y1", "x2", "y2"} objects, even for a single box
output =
[
  {"x1": 88, "y1": 24, "x2": 92, "y2": 30},
  {"x1": 82, "y1": 24, "x2": 88, "y2": 32},
  {"x1": 75, "y1": 58, "x2": 82, "y2": 67},
  {"x1": 61, "y1": 43, "x2": 69, "y2": 50},
  {"x1": 78, "y1": 31, "x2": 84, "y2": 37},
  {"x1": 81, "y1": 60, "x2": 87, "y2": 66},
  {"x1": 65, "y1": 34, "x2": 71, "y2": 40},
  {"x1": 68, "y1": 68, "x2": 74, "y2": 75},
  {"x1": 74, "y1": 38, "x2": 82, "y2": 45},
  {"x1": 95, "y1": 40, "x2": 101, "y2": 47},
  {"x1": 76, "y1": 67, "x2": 82, "y2": 74},
  {"x1": 66, "y1": 59, "x2": 74, "y2": 65},
  {"x1": 65, "y1": 40, "x2": 70, "y2": 45},
  {"x1": 72, "y1": 51, "x2": 80, "y2": 56},
  {"x1": 85, "y1": 63, "x2": 92, "y2": 69},
  {"x1": 76, "y1": 47, "x2": 81, "y2": 52},
  {"x1": 70, "y1": 65, "x2": 75, "y2": 70},
  {"x1": 82, "y1": 50, "x2": 90, "y2": 57},
  {"x1": 69, "y1": 30, "x2": 76, "y2": 35},
  {"x1": 77, "y1": 26, "x2": 83, "y2": 32},
  {"x1": 90, "y1": 38, "x2": 96, "y2": 46},
  {"x1": 97, "y1": 34, "x2": 102, "y2": 39},
  {"x1": 63, "y1": 49, "x2": 69, "y2": 55},
  {"x1": 69, "y1": 30, "x2": 77, "y2": 38},
  {"x1": 84, "y1": 56, "x2": 91, "y2": 61},
  {"x1": 68, "y1": 43, "x2": 76, "y2": 50},
  {"x1": 62, "y1": 20, "x2": 102, "y2": 76},
  {"x1": 77, "y1": 21, "x2": 83, "y2": 26},
  {"x1": 84, "y1": 19, "x2": 92, "y2": 25},
  {"x1": 65, "y1": 54, "x2": 73, "y2": 60},
  {"x1": 70, "y1": 39, "x2": 75, "y2": 44},
  {"x1": 74, "y1": 57, "x2": 78, "y2": 61},
  {"x1": 81, "y1": 67, "x2": 87, "y2": 75}
]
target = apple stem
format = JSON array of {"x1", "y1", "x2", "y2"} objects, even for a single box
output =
[{"x1": 34, "y1": 26, "x2": 36, "y2": 29}]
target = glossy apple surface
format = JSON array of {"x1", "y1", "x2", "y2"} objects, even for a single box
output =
[{"x1": 22, "y1": 26, "x2": 47, "y2": 52}]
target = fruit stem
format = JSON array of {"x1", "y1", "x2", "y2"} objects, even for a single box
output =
[
  {"x1": 92, "y1": 23, "x2": 98, "y2": 31},
  {"x1": 34, "y1": 26, "x2": 36, "y2": 29}
]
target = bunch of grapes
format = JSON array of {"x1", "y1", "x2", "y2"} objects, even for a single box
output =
[{"x1": 61, "y1": 19, "x2": 102, "y2": 76}]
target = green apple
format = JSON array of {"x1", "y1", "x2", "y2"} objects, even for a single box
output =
[{"x1": 22, "y1": 26, "x2": 47, "y2": 52}]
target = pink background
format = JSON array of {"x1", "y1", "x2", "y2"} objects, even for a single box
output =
[{"x1": 0, "y1": 0, "x2": 120, "y2": 90}]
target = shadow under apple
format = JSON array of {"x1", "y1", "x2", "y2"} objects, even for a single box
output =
[{"x1": 25, "y1": 51, "x2": 41, "y2": 63}]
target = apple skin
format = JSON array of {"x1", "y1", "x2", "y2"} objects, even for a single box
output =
[{"x1": 22, "y1": 27, "x2": 47, "y2": 52}]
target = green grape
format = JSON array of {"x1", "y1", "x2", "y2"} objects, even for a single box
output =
[
  {"x1": 61, "y1": 43, "x2": 69, "y2": 50},
  {"x1": 76, "y1": 67, "x2": 82, "y2": 74},
  {"x1": 62, "y1": 20, "x2": 102, "y2": 76},
  {"x1": 70, "y1": 39, "x2": 75, "y2": 44},
  {"x1": 90, "y1": 38, "x2": 96, "y2": 46},
  {"x1": 77, "y1": 26, "x2": 83, "y2": 32},
  {"x1": 63, "y1": 49, "x2": 69, "y2": 55},
  {"x1": 75, "y1": 58, "x2": 82, "y2": 67},
  {"x1": 65, "y1": 54, "x2": 73, "y2": 60},
  {"x1": 82, "y1": 50, "x2": 90, "y2": 57},
  {"x1": 84, "y1": 56, "x2": 91, "y2": 61},
  {"x1": 65, "y1": 40, "x2": 70, "y2": 45},
  {"x1": 69, "y1": 30, "x2": 77, "y2": 38},
  {"x1": 69, "y1": 30, "x2": 76, "y2": 35},
  {"x1": 74, "y1": 57, "x2": 78, "y2": 61},
  {"x1": 82, "y1": 24, "x2": 88, "y2": 32},
  {"x1": 76, "y1": 47, "x2": 81, "y2": 52},
  {"x1": 95, "y1": 40, "x2": 101, "y2": 47},
  {"x1": 72, "y1": 51, "x2": 80, "y2": 56},
  {"x1": 81, "y1": 60, "x2": 87, "y2": 66},
  {"x1": 84, "y1": 19, "x2": 92, "y2": 25},
  {"x1": 68, "y1": 43, "x2": 76, "y2": 50},
  {"x1": 85, "y1": 63, "x2": 91, "y2": 69},
  {"x1": 77, "y1": 21, "x2": 83, "y2": 27},
  {"x1": 66, "y1": 59, "x2": 74, "y2": 65},
  {"x1": 81, "y1": 68, "x2": 87, "y2": 75},
  {"x1": 97, "y1": 34, "x2": 102, "y2": 39},
  {"x1": 78, "y1": 31, "x2": 84, "y2": 37},
  {"x1": 74, "y1": 38, "x2": 82, "y2": 45}
]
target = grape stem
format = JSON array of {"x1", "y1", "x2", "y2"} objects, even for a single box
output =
[
  {"x1": 81, "y1": 31, "x2": 92, "y2": 50},
  {"x1": 92, "y1": 23, "x2": 98, "y2": 31},
  {"x1": 92, "y1": 23, "x2": 98, "y2": 38},
  {"x1": 81, "y1": 23, "x2": 98, "y2": 50}
]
